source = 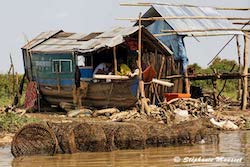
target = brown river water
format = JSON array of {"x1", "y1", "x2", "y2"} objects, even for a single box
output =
[{"x1": 0, "y1": 131, "x2": 249, "y2": 167}]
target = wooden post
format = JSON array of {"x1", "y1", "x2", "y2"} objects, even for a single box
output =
[
  {"x1": 156, "y1": 56, "x2": 165, "y2": 101},
  {"x1": 9, "y1": 54, "x2": 15, "y2": 99},
  {"x1": 184, "y1": 69, "x2": 190, "y2": 94},
  {"x1": 137, "y1": 12, "x2": 150, "y2": 113},
  {"x1": 113, "y1": 46, "x2": 118, "y2": 75},
  {"x1": 137, "y1": 12, "x2": 145, "y2": 99},
  {"x1": 15, "y1": 72, "x2": 20, "y2": 105},
  {"x1": 56, "y1": 66, "x2": 61, "y2": 93},
  {"x1": 138, "y1": 12, "x2": 142, "y2": 80},
  {"x1": 241, "y1": 32, "x2": 249, "y2": 110},
  {"x1": 158, "y1": 56, "x2": 165, "y2": 79},
  {"x1": 212, "y1": 79, "x2": 218, "y2": 107},
  {"x1": 236, "y1": 35, "x2": 242, "y2": 100}
]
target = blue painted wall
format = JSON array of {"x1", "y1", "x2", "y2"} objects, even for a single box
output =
[
  {"x1": 146, "y1": 20, "x2": 188, "y2": 71},
  {"x1": 31, "y1": 53, "x2": 75, "y2": 86}
]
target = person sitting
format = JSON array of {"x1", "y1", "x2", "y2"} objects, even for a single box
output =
[
  {"x1": 119, "y1": 63, "x2": 132, "y2": 76},
  {"x1": 93, "y1": 63, "x2": 112, "y2": 75},
  {"x1": 117, "y1": 63, "x2": 139, "y2": 77}
]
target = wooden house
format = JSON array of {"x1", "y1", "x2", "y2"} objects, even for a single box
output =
[{"x1": 22, "y1": 26, "x2": 173, "y2": 109}]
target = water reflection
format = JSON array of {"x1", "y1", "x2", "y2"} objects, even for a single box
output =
[{"x1": 0, "y1": 131, "x2": 249, "y2": 167}]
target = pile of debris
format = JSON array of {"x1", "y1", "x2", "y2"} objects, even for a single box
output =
[
  {"x1": 61, "y1": 98, "x2": 245, "y2": 130},
  {"x1": 0, "y1": 105, "x2": 26, "y2": 116},
  {"x1": 1, "y1": 97, "x2": 246, "y2": 133}
]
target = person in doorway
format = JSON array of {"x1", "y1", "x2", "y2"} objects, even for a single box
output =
[{"x1": 75, "y1": 66, "x2": 80, "y2": 88}]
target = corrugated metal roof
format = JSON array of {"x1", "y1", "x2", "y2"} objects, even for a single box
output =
[
  {"x1": 78, "y1": 26, "x2": 140, "y2": 53},
  {"x1": 144, "y1": 5, "x2": 243, "y2": 36},
  {"x1": 30, "y1": 27, "x2": 138, "y2": 53},
  {"x1": 22, "y1": 30, "x2": 63, "y2": 49},
  {"x1": 65, "y1": 33, "x2": 87, "y2": 40},
  {"x1": 30, "y1": 26, "x2": 172, "y2": 56}
]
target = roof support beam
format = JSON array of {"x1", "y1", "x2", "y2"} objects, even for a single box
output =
[
  {"x1": 117, "y1": 16, "x2": 250, "y2": 21},
  {"x1": 233, "y1": 22, "x2": 250, "y2": 25},
  {"x1": 120, "y1": 2, "x2": 250, "y2": 11},
  {"x1": 154, "y1": 33, "x2": 241, "y2": 37},
  {"x1": 161, "y1": 28, "x2": 248, "y2": 33}
]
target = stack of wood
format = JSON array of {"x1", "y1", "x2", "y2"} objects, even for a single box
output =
[{"x1": 162, "y1": 98, "x2": 208, "y2": 117}]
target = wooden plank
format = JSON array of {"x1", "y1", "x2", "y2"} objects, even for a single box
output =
[
  {"x1": 241, "y1": 32, "x2": 249, "y2": 110},
  {"x1": 163, "y1": 73, "x2": 247, "y2": 80}
]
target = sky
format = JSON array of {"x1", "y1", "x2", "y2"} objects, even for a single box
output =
[{"x1": 0, "y1": 0, "x2": 249, "y2": 73}]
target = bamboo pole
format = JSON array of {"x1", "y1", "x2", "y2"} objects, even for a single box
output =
[
  {"x1": 161, "y1": 28, "x2": 247, "y2": 33},
  {"x1": 233, "y1": 22, "x2": 250, "y2": 25},
  {"x1": 93, "y1": 74, "x2": 129, "y2": 80},
  {"x1": 241, "y1": 32, "x2": 249, "y2": 110},
  {"x1": 120, "y1": 2, "x2": 250, "y2": 11},
  {"x1": 117, "y1": 16, "x2": 250, "y2": 21},
  {"x1": 236, "y1": 35, "x2": 242, "y2": 100},
  {"x1": 113, "y1": 46, "x2": 118, "y2": 75},
  {"x1": 155, "y1": 33, "x2": 242, "y2": 37}
]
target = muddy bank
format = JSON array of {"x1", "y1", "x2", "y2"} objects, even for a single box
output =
[
  {"x1": 0, "y1": 133, "x2": 14, "y2": 147},
  {"x1": 1, "y1": 98, "x2": 250, "y2": 157}
]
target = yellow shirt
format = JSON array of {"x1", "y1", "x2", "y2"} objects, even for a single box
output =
[{"x1": 120, "y1": 64, "x2": 131, "y2": 76}]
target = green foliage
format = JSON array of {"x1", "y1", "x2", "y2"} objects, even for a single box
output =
[
  {"x1": 0, "y1": 74, "x2": 27, "y2": 107},
  {"x1": 0, "y1": 113, "x2": 40, "y2": 133},
  {"x1": 189, "y1": 57, "x2": 239, "y2": 100}
]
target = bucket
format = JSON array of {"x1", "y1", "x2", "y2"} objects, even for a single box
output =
[{"x1": 164, "y1": 93, "x2": 191, "y2": 102}]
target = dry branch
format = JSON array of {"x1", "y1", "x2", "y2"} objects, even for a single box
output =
[{"x1": 92, "y1": 108, "x2": 119, "y2": 117}]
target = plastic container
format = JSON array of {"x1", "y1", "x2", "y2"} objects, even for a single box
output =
[{"x1": 164, "y1": 93, "x2": 191, "y2": 102}]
